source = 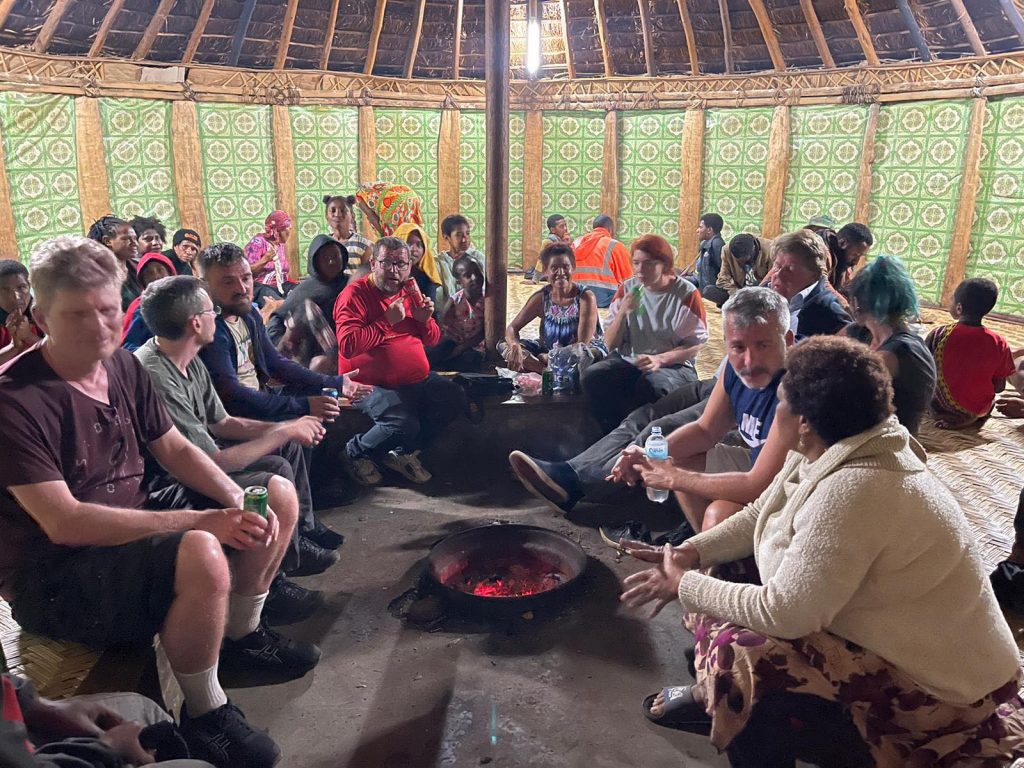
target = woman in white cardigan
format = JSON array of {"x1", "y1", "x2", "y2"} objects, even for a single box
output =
[{"x1": 622, "y1": 335, "x2": 1024, "y2": 768}]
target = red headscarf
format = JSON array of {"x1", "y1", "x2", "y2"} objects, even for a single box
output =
[{"x1": 263, "y1": 211, "x2": 292, "y2": 241}]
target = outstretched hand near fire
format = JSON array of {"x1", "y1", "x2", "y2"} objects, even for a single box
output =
[{"x1": 620, "y1": 542, "x2": 700, "y2": 618}]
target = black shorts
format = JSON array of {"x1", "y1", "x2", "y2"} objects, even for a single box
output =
[{"x1": 11, "y1": 533, "x2": 184, "y2": 647}]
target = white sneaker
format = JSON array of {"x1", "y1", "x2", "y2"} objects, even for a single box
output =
[
  {"x1": 345, "y1": 455, "x2": 382, "y2": 485},
  {"x1": 382, "y1": 450, "x2": 432, "y2": 483}
]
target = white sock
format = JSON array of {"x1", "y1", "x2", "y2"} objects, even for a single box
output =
[
  {"x1": 225, "y1": 591, "x2": 268, "y2": 641},
  {"x1": 175, "y1": 664, "x2": 228, "y2": 718}
]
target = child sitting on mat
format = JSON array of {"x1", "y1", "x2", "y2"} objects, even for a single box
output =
[
  {"x1": 926, "y1": 277, "x2": 1015, "y2": 429},
  {"x1": 428, "y1": 256, "x2": 486, "y2": 372}
]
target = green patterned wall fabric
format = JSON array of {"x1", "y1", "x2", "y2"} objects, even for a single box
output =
[
  {"x1": 617, "y1": 111, "x2": 685, "y2": 255},
  {"x1": 375, "y1": 109, "x2": 440, "y2": 242},
  {"x1": 781, "y1": 105, "x2": 867, "y2": 233},
  {"x1": 0, "y1": 93, "x2": 80, "y2": 262},
  {"x1": 99, "y1": 99, "x2": 179, "y2": 232},
  {"x1": 508, "y1": 111, "x2": 526, "y2": 266},
  {"x1": 701, "y1": 108, "x2": 773, "y2": 242},
  {"x1": 867, "y1": 101, "x2": 970, "y2": 303},
  {"x1": 968, "y1": 98, "x2": 1024, "y2": 315},
  {"x1": 289, "y1": 105, "x2": 359, "y2": 259},
  {"x1": 196, "y1": 103, "x2": 277, "y2": 246},
  {"x1": 541, "y1": 111, "x2": 604, "y2": 242},
  {"x1": 459, "y1": 110, "x2": 487, "y2": 253}
]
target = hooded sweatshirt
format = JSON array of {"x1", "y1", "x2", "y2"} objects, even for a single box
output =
[
  {"x1": 266, "y1": 235, "x2": 349, "y2": 345},
  {"x1": 677, "y1": 417, "x2": 1020, "y2": 706},
  {"x1": 121, "y1": 252, "x2": 176, "y2": 341}
]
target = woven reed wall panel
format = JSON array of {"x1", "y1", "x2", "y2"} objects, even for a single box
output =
[
  {"x1": 617, "y1": 110, "x2": 686, "y2": 256},
  {"x1": 459, "y1": 110, "x2": 488, "y2": 254},
  {"x1": 701, "y1": 108, "x2": 773, "y2": 240},
  {"x1": 0, "y1": 93, "x2": 81, "y2": 262},
  {"x1": 288, "y1": 105, "x2": 360, "y2": 259},
  {"x1": 196, "y1": 103, "x2": 277, "y2": 246},
  {"x1": 780, "y1": 105, "x2": 868, "y2": 233},
  {"x1": 541, "y1": 111, "x2": 605, "y2": 242},
  {"x1": 375, "y1": 109, "x2": 441, "y2": 243},
  {"x1": 967, "y1": 98, "x2": 1024, "y2": 316},
  {"x1": 867, "y1": 100, "x2": 971, "y2": 303},
  {"x1": 98, "y1": 99, "x2": 180, "y2": 232}
]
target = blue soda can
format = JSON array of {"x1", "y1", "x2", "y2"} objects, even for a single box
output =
[{"x1": 321, "y1": 387, "x2": 339, "y2": 399}]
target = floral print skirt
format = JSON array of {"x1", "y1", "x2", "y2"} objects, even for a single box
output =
[{"x1": 683, "y1": 564, "x2": 1024, "y2": 767}]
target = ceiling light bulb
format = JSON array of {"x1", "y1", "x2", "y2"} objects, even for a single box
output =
[{"x1": 526, "y1": 19, "x2": 541, "y2": 75}]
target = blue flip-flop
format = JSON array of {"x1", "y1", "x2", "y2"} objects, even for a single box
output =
[{"x1": 642, "y1": 686, "x2": 712, "y2": 730}]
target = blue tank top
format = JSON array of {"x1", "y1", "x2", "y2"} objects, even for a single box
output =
[
  {"x1": 723, "y1": 361, "x2": 782, "y2": 462},
  {"x1": 539, "y1": 285, "x2": 604, "y2": 351}
]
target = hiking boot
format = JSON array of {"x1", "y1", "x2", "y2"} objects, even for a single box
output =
[
  {"x1": 222, "y1": 622, "x2": 321, "y2": 676},
  {"x1": 284, "y1": 536, "x2": 340, "y2": 577},
  {"x1": 599, "y1": 521, "x2": 653, "y2": 550},
  {"x1": 382, "y1": 450, "x2": 432, "y2": 483},
  {"x1": 305, "y1": 519, "x2": 344, "y2": 550},
  {"x1": 179, "y1": 700, "x2": 280, "y2": 768},
  {"x1": 508, "y1": 451, "x2": 583, "y2": 514},
  {"x1": 263, "y1": 575, "x2": 324, "y2": 626},
  {"x1": 342, "y1": 453, "x2": 383, "y2": 486}
]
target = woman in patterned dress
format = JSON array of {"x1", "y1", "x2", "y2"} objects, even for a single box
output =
[
  {"x1": 621, "y1": 335, "x2": 1024, "y2": 768},
  {"x1": 243, "y1": 210, "x2": 294, "y2": 303},
  {"x1": 355, "y1": 181, "x2": 424, "y2": 237}
]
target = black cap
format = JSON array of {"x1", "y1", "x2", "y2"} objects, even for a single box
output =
[{"x1": 173, "y1": 228, "x2": 201, "y2": 248}]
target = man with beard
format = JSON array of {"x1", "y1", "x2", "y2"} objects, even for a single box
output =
[{"x1": 334, "y1": 237, "x2": 464, "y2": 486}]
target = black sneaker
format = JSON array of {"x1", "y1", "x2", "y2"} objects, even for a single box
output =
[
  {"x1": 653, "y1": 520, "x2": 696, "y2": 546},
  {"x1": 263, "y1": 575, "x2": 324, "y2": 626},
  {"x1": 222, "y1": 622, "x2": 322, "y2": 676},
  {"x1": 284, "y1": 536, "x2": 340, "y2": 577},
  {"x1": 599, "y1": 521, "x2": 653, "y2": 550},
  {"x1": 305, "y1": 519, "x2": 344, "y2": 550},
  {"x1": 179, "y1": 700, "x2": 280, "y2": 768}
]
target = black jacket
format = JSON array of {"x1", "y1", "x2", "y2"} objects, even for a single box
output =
[
  {"x1": 266, "y1": 234, "x2": 349, "y2": 345},
  {"x1": 794, "y1": 278, "x2": 853, "y2": 340}
]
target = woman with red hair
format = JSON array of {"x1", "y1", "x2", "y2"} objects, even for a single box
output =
[{"x1": 582, "y1": 234, "x2": 710, "y2": 431}]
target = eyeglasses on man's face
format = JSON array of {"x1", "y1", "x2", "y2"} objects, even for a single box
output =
[
  {"x1": 194, "y1": 306, "x2": 222, "y2": 318},
  {"x1": 377, "y1": 259, "x2": 411, "y2": 272}
]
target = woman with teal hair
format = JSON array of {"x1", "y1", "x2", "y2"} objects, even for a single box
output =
[{"x1": 845, "y1": 255, "x2": 936, "y2": 434}]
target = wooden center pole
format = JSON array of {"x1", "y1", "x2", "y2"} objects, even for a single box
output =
[{"x1": 484, "y1": 0, "x2": 510, "y2": 353}]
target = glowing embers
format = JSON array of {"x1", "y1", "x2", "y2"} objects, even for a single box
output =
[{"x1": 445, "y1": 550, "x2": 568, "y2": 599}]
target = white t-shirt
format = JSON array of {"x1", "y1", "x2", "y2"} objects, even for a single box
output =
[
  {"x1": 226, "y1": 316, "x2": 261, "y2": 390},
  {"x1": 606, "y1": 276, "x2": 709, "y2": 363}
]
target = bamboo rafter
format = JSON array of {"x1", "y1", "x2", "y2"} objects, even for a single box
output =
[
  {"x1": 406, "y1": 0, "x2": 428, "y2": 78},
  {"x1": 593, "y1": 0, "x2": 614, "y2": 77},
  {"x1": 320, "y1": 0, "x2": 342, "y2": 70},
  {"x1": 894, "y1": 0, "x2": 931, "y2": 61},
  {"x1": 0, "y1": 0, "x2": 16, "y2": 29},
  {"x1": 89, "y1": 0, "x2": 127, "y2": 59},
  {"x1": 719, "y1": 0, "x2": 734, "y2": 73},
  {"x1": 32, "y1": 0, "x2": 72, "y2": 54},
  {"x1": 183, "y1": 0, "x2": 216, "y2": 65},
  {"x1": 747, "y1": 0, "x2": 785, "y2": 71},
  {"x1": 7, "y1": 49, "x2": 1024, "y2": 110},
  {"x1": 999, "y1": 0, "x2": 1024, "y2": 45},
  {"x1": 133, "y1": 0, "x2": 176, "y2": 61},
  {"x1": 559, "y1": 0, "x2": 576, "y2": 78},
  {"x1": 843, "y1": 0, "x2": 880, "y2": 66},
  {"x1": 799, "y1": 0, "x2": 834, "y2": 68},
  {"x1": 949, "y1": 0, "x2": 987, "y2": 56},
  {"x1": 675, "y1": 0, "x2": 699, "y2": 74},
  {"x1": 453, "y1": 0, "x2": 464, "y2": 78},
  {"x1": 365, "y1": 0, "x2": 389, "y2": 75},
  {"x1": 275, "y1": 0, "x2": 301, "y2": 69},
  {"x1": 637, "y1": 0, "x2": 657, "y2": 76}
]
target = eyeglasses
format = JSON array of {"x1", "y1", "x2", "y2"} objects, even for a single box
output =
[
  {"x1": 378, "y1": 260, "x2": 411, "y2": 271},
  {"x1": 194, "y1": 306, "x2": 221, "y2": 318}
]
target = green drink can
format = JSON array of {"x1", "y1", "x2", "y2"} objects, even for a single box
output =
[
  {"x1": 243, "y1": 486, "x2": 269, "y2": 518},
  {"x1": 542, "y1": 368, "x2": 554, "y2": 395}
]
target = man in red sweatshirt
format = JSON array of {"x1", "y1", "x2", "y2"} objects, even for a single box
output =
[{"x1": 334, "y1": 236, "x2": 465, "y2": 485}]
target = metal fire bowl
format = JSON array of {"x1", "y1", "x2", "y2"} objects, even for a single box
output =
[{"x1": 426, "y1": 523, "x2": 588, "y2": 616}]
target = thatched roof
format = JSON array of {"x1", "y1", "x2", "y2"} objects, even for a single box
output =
[{"x1": 0, "y1": 0, "x2": 1021, "y2": 79}]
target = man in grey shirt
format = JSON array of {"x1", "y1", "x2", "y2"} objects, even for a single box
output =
[{"x1": 135, "y1": 276, "x2": 356, "y2": 624}]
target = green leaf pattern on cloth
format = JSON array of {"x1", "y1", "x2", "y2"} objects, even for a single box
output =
[
  {"x1": 196, "y1": 103, "x2": 277, "y2": 246},
  {"x1": 541, "y1": 111, "x2": 604, "y2": 242},
  {"x1": 968, "y1": 97, "x2": 1024, "y2": 315},
  {"x1": 508, "y1": 111, "x2": 526, "y2": 265},
  {"x1": 289, "y1": 105, "x2": 359, "y2": 259},
  {"x1": 617, "y1": 111, "x2": 685, "y2": 256},
  {"x1": 702, "y1": 107, "x2": 773, "y2": 240},
  {"x1": 99, "y1": 98, "x2": 179, "y2": 232},
  {"x1": 0, "y1": 93, "x2": 81, "y2": 262},
  {"x1": 375, "y1": 108, "x2": 440, "y2": 241},
  {"x1": 867, "y1": 100, "x2": 970, "y2": 303}
]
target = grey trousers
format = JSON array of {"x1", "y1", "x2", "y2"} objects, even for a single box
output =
[
  {"x1": 568, "y1": 377, "x2": 718, "y2": 500},
  {"x1": 49, "y1": 692, "x2": 215, "y2": 767}
]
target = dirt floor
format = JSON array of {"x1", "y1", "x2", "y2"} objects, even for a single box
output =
[{"x1": 230, "y1": 480, "x2": 732, "y2": 768}]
